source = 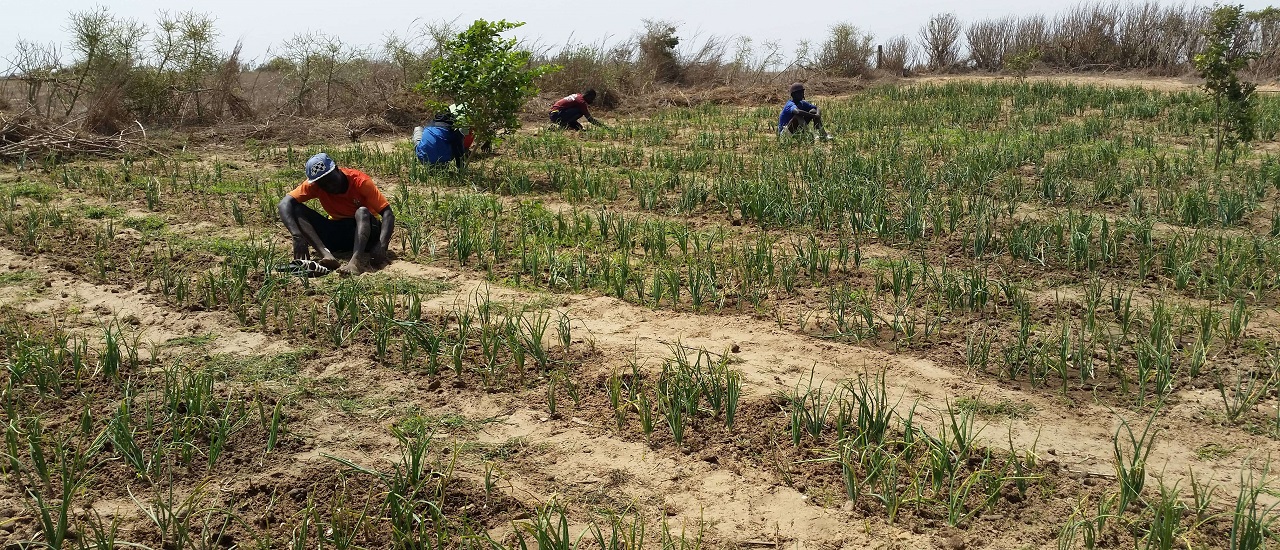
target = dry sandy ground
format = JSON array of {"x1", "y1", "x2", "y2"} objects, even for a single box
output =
[
  {"x1": 3, "y1": 237, "x2": 1276, "y2": 549},
  {"x1": 3, "y1": 73, "x2": 1279, "y2": 549}
]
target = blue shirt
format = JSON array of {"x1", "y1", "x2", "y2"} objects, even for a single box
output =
[
  {"x1": 778, "y1": 99, "x2": 818, "y2": 132},
  {"x1": 416, "y1": 125, "x2": 463, "y2": 165}
]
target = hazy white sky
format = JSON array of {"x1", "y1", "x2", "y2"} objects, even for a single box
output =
[{"x1": 4, "y1": 0, "x2": 1275, "y2": 66}]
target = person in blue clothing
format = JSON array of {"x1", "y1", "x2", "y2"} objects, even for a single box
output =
[
  {"x1": 778, "y1": 82, "x2": 833, "y2": 140},
  {"x1": 415, "y1": 111, "x2": 467, "y2": 169}
]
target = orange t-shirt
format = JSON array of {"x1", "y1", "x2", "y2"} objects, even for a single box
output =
[{"x1": 288, "y1": 167, "x2": 390, "y2": 219}]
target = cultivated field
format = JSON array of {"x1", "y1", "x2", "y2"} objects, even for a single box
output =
[{"x1": 2, "y1": 78, "x2": 1280, "y2": 549}]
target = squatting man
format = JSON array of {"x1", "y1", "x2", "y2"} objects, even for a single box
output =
[{"x1": 278, "y1": 152, "x2": 395, "y2": 276}]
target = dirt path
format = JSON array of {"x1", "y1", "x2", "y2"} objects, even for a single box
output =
[
  {"x1": 377, "y1": 259, "x2": 1280, "y2": 547},
  {"x1": 2, "y1": 196, "x2": 1272, "y2": 549},
  {"x1": 0, "y1": 247, "x2": 290, "y2": 358}
]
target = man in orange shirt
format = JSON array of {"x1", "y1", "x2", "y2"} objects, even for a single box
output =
[{"x1": 278, "y1": 152, "x2": 395, "y2": 276}]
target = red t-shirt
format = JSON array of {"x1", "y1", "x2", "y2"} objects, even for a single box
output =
[
  {"x1": 288, "y1": 167, "x2": 390, "y2": 219},
  {"x1": 551, "y1": 94, "x2": 590, "y2": 117}
]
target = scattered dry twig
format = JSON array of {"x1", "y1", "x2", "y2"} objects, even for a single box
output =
[{"x1": 0, "y1": 110, "x2": 157, "y2": 161}]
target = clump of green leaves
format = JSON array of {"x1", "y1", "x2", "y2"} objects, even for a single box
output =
[
  {"x1": 4, "y1": 181, "x2": 59, "y2": 204},
  {"x1": 1193, "y1": 4, "x2": 1259, "y2": 168},
  {"x1": 123, "y1": 215, "x2": 166, "y2": 232},
  {"x1": 1004, "y1": 47, "x2": 1041, "y2": 78},
  {"x1": 422, "y1": 20, "x2": 560, "y2": 145}
]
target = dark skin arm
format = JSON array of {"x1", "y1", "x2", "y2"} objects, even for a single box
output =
[
  {"x1": 584, "y1": 106, "x2": 607, "y2": 128},
  {"x1": 580, "y1": 100, "x2": 608, "y2": 128},
  {"x1": 794, "y1": 97, "x2": 819, "y2": 116},
  {"x1": 794, "y1": 108, "x2": 821, "y2": 121}
]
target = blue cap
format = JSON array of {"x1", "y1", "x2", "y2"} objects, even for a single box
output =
[{"x1": 304, "y1": 152, "x2": 337, "y2": 183}]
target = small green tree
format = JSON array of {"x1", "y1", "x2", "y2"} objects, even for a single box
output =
[
  {"x1": 1004, "y1": 48, "x2": 1042, "y2": 79},
  {"x1": 1193, "y1": 4, "x2": 1259, "y2": 168},
  {"x1": 422, "y1": 20, "x2": 559, "y2": 145}
]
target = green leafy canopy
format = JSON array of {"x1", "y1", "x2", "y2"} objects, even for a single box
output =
[
  {"x1": 1192, "y1": 4, "x2": 1259, "y2": 168},
  {"x1": 421, "y1": 20, "x2": 561, "y2": 145}
]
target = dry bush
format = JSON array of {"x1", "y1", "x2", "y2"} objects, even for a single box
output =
[
  {"x1": 8, "y1": 7, "x2": 271, "y2": 130},
  {"x1": 1049, "y1": 3, "x2": 1120, "y2": 68},
  {"x1": 0, "y1": 77, "x2": 18, "y2": 112},
  {"x1": 679, "y1": 33, "x2": 732, "y2": 86},
  {"x1": 210, "y1": 43, "x2": 253, "y2": 121},
  {"x1": 239, "y1": 69, "x2": 288, "y2": 118},
  {"x1": 65, "y1": 7, "x2": 146, "y2": 131},
  {"x1": 920, "y1": 13, "x2": 963, "y2": 71},
  {"x1": 269, "y1": 32, "x2": 368, "y2": 116},
  {"x1": 951, "y1": 3, "x2": 1241, "y2": 76},
  {"x1": 880, "y1": 36, "x2": 913, "y2": 73},
  {"x1": 537, "y1": 42, "x2": 636, "y2": 107},
  {"x1": 373, "y1": 21, "x2": 457, "y2": 125},
  {"x1": 723, "y1": 37, "x2": 786, "y2": 86},
  {"x1": 818, "y1": 23, "x2": 875, "y2": 77},
  {"x1": 7, "y1": 40, "x2": 63, "y2": 116},
  {"x1": 639, "y1": 20, "x2": 682, "y2": 83},
  {"x1": 383, "y1": 21, "x2": 454, "y2": 86},
  {"x1": 238, "y1": 19, "x2": 454, "y2": 127},
  {"x1": 537, "y1": 22, "x2": 748, "y2": 98},
  {"x1": 1171, "y1": 7, "x2": 1211, "y2": 71},
  {"x1": 1110, "y1": 2, "x2": 1205, "y2": 73},
  {"x1": 71, "y1": 9, "x2": 146, "y2": 133},
  {"x1": 1247, "y1": 8, "x2": 1280, "y2": 77},
  {"x1": 1011, "y1": 15, "x2": 1050, "y2": 59},
  {"x1": 382, "y1": 91, "x2": 432, "y2": 128},
  {"x1": 967, "y1": 18, "x2": 1011, "y2": 71},
  {"x1": 19, "y1": 3, "x2": 1280, "y2": 133},
  {"x1": 1116, "y1": 2, "x2": 1164, "y2": 67}
]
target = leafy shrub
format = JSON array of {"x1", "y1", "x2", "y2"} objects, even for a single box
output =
[
  {"x1": 423, "y1": 20, "x2": 559, "y2": 145},
  {"x1": 1195, "y1": 4, "x2": 1259, "y2": 168}
]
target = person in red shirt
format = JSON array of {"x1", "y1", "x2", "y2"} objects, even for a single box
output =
[
  {"x1": 278, "y1": 152, "x2": 396, "y2": 276},
  {"x1": 549, "y1": 89, "x2": 607, "y2": 131}
]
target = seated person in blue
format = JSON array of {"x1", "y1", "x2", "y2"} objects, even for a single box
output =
[
  {"x1": 778, "y1": 82, "x2": 833, "y2": 140},
  {"x1": 415, "y1": 111, "x2": 466, "y2": 168}
]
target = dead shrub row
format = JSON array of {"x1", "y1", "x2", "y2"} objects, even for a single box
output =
[{"x1": 4, "y1": 4, "x2": 1278, "y2": 133}]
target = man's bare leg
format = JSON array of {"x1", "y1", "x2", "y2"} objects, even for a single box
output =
[
  {"x1": 798, "y1": 111, "x2": 832, "y2": 139},
  {"x1": 280, "y1": 199, "x2": 341, "y2": 268},
  {"x1": 337, "y1": 207, "x2": 373, "y2": 277},
  {"x1": 296, "y1": 217, "x2": 342, "y2": 269}
]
